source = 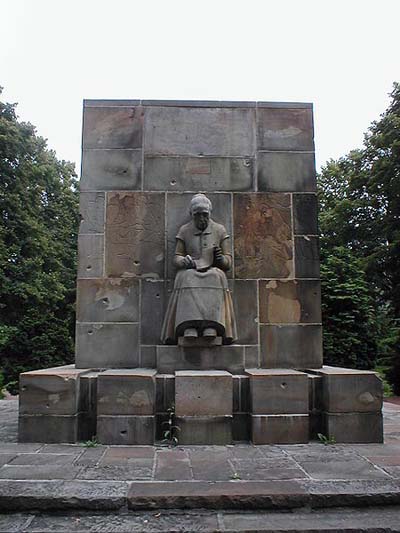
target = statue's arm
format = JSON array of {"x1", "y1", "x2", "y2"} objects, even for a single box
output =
[
  {"x1": 215, "y1": 236, "x2": 232, "y2": 271},
  {"x1": 173, "y1": 238, "x2": 194, "y2": 269}
]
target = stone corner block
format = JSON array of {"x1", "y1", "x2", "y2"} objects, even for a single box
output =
[
  {"x1": 97, "y1": 369, "x2": 157, "y2": 415},
  {"x1": 175, "y1": 370, "x2": 233, "y2": 417},
  {"x1": 323, "y1": 412, "x2": 383, "y2": 443}
]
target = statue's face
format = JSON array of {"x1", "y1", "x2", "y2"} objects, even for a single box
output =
[{"x1": 192, "y1": 209, "x2": 209, "y2": 231}]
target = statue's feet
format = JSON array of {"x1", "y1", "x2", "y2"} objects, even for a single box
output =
[
  {"x1": 184, "y1": 328, "x2": 198, "y2": 338},
  {"x1": 203, "y1": 327, "x2": 217, "y2": 338}
]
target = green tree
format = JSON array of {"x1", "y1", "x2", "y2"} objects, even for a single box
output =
[{"x1": 0, "y1": 90, "x2": 79, "y2": 392}]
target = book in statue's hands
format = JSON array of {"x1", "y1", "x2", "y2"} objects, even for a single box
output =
[{"x1": 194, "y1": 247, "x2": 215, "y2": 272}]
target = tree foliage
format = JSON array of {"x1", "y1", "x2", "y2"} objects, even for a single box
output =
[
  {"x1": 318, "y1": 83, "x2": 400, "y2": 392},
  {"x1": 0, "y1": 90, "x2": 79, "y2": 392}
]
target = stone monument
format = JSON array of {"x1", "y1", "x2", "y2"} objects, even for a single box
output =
[{"x1": 18, "y1": 99, "x2": 384, "y2": 445}]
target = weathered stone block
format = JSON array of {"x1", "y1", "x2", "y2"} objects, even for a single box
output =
[
  {"x1": 166, "y1": 192, "x2": 232, "y2": 279},
  {"x1": 141, "y1": 280, "x2": 166, "y2": 344},
  {"x1": 97, "y1": 415, "x2": 155, "y2": 445},
  {"x1": 232, "y1": 375, "x2": 249, "y2": 413},
  {"x1": 257, "y1": 107, "x2": 314, "y2": 151},
  {"x1": 79, "y1": 192, "x2": 105, "y2": 234},
  {"x1": 140, "y1": 346, "x2": 157, "y2": 368},
  {"x1": 230, "y1": 280, "x2": 258, "y2": 344},
  {"x1": 156, "y1": 345, "x2": 245, "y2": 374},
  {"x1": 77, "y1": 234, "x2": 104, "y2": 278},
  {"x1": 75, "y1": 323, "x2": 139, "y2": 368},
  {"x1": 79, "y1": 371, "x2": 100, "y2": 440},
  {"x1": 259, "y1": 280, "x2": 321, "y2": 324},
  {"x1": 309, "y1": 366, "x2": 383, "y2": 413},
  {"x1": 232, "y1": 414, "x2": 250, "y2": 441},
  {"x1": 247, "y1": 369, "x2": 308, "y2": 415},
  {"x1": 156, "y1": 374, "x2": 175, "y2": 413},
  {"x1": 144, "y1": 106, "x2": 255, "y2": 156},
  {"x1": 144, "y1": 156, "x2": 254, "y2": 191},
  {"x1": 293, "y1": 194, "x2": 318, "y2": 235},
  {"x1": 175, "y1": 371, "x2": 233, "y2": 417},
  {"x1": 234, "y1": 193, "x2": 293, "y2": 279},
  {"x1": 76, "y1": 278, "x2": 139, "y2": 323},
  {"x1": 295, "y1": 236, "x2": 320, "y2": 278},
  {"x1": 97, "y1": 369, "x2": 157, "y2": 415},
  {"x1": 83, "y1": 106, "x2": 144, "y2": 149},
  {"x1": 105, "y1": 192, "x2": 165, "y2": 279},
  {"x1": 244, "y1": 345, "x2": 259, "y2": 368},
  {"x1": 176, "y1": 416, "x2": 232, "y2": 445},
  {"x1": 18, "y1": 414, "x2": 82, "y2": 443},
  {"x1": 81, "y1": 149, "x2": 142, "y2": 191},
  {"x1": 251, "y1": 414, "x2": 309, "y2": 444},
  {"x1": 257, "y1": 152, "x2": 316, "y2": 192},
  {"x1": 323, "y1": 412, "x2": 383, "y2": 443},
  {"x1": 19, "y1": 367, "x2": 88, "y2": 415},
  {"x1": 260, "y1": 325, "x2": 323, "y2": 369}
]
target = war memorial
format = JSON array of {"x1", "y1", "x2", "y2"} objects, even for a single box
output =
[{"x1": 18, "y1": 99, "x2": 384, "y2": 445}]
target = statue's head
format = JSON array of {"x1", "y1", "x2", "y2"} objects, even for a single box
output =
[{"x1": 190, "y1": 193, "x2": 212, "y2": 231}]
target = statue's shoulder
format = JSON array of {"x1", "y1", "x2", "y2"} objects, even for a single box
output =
[
  {"x1": 176, "y1": 221, "x2": 193, "y2": 240},
  {"x1": 209, "y1": 219, "x2": 229, "y2": 238}
]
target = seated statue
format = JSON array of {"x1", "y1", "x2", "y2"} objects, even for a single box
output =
[{"x1": 161, "y1": 194, "x2": 237, "y2": 345}]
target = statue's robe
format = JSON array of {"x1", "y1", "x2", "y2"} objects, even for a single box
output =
[{"x1": 161, "y1": 219, "x2": 237, "y2": 344}]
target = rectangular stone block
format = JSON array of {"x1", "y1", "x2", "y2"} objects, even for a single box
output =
[
  {"x1": 76, "y1": 278, "x2": 139, "y2": 323},
  {"x1": 144, "y1": 106, "x2": 255, "y2": 156},
  {"x1": 79, "y1": 372, "x2": 100, "y2": 440},
  {"x1": 77, "y1": 234, "x2": 104, "y2": 278},
  {"x1": 144, "y1": 156, "x2": 254, "y2": 191},
  {"x1": 251, "y1": 414, "x2": 309, "y2": 444},
  {"x1": 105, "y1": 192, "x2": 165, "y2": 279},
  {"x1": 81, "y1": 149, "x2": 142, "y2": 191},
  {"x1": 97, "y1": 415, "x2": 155, "y2": 445},
  {"x1": 293, "y1": 193, "x2": 318, "y2": 235},
  {"x1": 83, "y1": 106, "x2": 144, "y2": 149},
  {"x1": 244, "y1": 345, "x2": 259, "y2": 368},
  {"x1": 140, "y1": 346, "x2": 157, "y2": 368},
  {"x1": 323, "y1": 412, "x2": 383, "y2": 443},
  {"x1": 156, "y1": 374, "x2": 175, "y2": 413},
  {"x1": 97, "y1": 369, "x2": 157, "y2": 415},
  {"x1": 308, "y1": 373, "x2": 323, "y2": 412},
  {"x1": 141, "y1": 280, "x2": 166, "y2": 344},
  {"x1": 230, "y1": 280, "x2": 258, "y2": 344},
  {"x1": 175, "y1": 371, "x2": 232, "y2": 417},
  {"x1": 259, "y1": 280, "x2": 321, "y2": 324},
  {"x1": 176, "y1": 416, "x2": 232, "y2": 445},
  {"x1": 257, "y1": 107, "x2": 314, "y2": 151},
  {"x1": 18, "y1": 414, "x2": 82, "y2": 443},
  {"x1": 166, "y1": 192, "x2": 232, "y2": 279},
  {"x1": 232, "y1": 413, "x2": 250, "y2": 442},
  {"x1": 247, "y1": 369, "x2": 309, "y2": 415},
  {"x1": 260, "y1": 324, "x2": 323, "y2": 369},
  {"x1": 19, "y1": 367, "x2": 88, "y2": 415},
  {"x1": 79, "y1": 192, "x2": 105, "y2": 234},
  {"x1": 75, "y1": 323, "x2": 139, "y2": 368},
  {"x1": 156, "y1": 345, "x2": 244, "y2": 374},
  {"x1": 234, "y1": 193, "x2": 293, "y2": 279},
  {"x1": 257, "y1": 152, "x2": 316, "y2": 192},
  {"x1": 295, "y1": 236, "x2": 320, "y2": 278},
  {"x1": 232, "y1": 375, "x2": 249, "y2": 413},
  {"x1": 309, "y1": 366, "x2": 383, "y2": 413}
]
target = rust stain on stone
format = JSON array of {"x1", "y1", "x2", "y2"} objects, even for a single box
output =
[
  {"x1": 234, "y1": 194, "x2": 293, "y2": 279},
  {"x1": 259, "y1": 280, "x2": 301, "y2": 324}
]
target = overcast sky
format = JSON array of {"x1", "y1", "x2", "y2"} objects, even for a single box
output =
[{"x1": 1, "y1": 0, "x2": 399, "y2": 172}]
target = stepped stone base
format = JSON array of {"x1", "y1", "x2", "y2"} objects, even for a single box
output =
[{"x1": 18, "y1": 363, "x2": 384, "y2": 445}]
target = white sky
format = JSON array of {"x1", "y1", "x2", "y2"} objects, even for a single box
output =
[{"x1": 1, "y1": 0, "x2": 399, "y2": 173}]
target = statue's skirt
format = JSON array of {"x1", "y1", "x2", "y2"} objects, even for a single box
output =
[{"x1": 161, "y1": 268, "x2": 237, "y2": 344}]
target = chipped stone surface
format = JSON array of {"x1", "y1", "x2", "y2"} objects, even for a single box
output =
[
  {"x1": 81, "y1": 149, "x2": 142, "y2": 190},
  {"x1": 140, "y1": 280, "x2": 166, "y2": 345},
  {"x1": 234, "y1": 193, "x2": 293, "y2": 279},
  {"x1": 79, "y1": 192, "x2": 105, "y2": 234},
  {"x1": 77, "y1": 234, "x2": 104, "y2": 278},
  {"x1": 144, "y1": 156, "x2": 254, "y2": 191},
  {"x1": 76, "y1": 278, "x2": 139, "y2": 323},
  {"x1": 257, "y1": 107, "x2": 314, "y2": 151},
  {"x1": 83, "y1": 106, "x2": 144, "y2": 149},
  {"x1": 97, "y1": 415, "x2": 155, "y2": 445},
  {"x1": 144, "y1": 106, "x2": 255, "y2": 156},
  {"x1": 257, "y1": 152, "x2": 316, "y2": 192},
  {"x1": 259, "y1": 279, "x2": 321, "y2": 324},
  {"x1": 295, "y1": 236, "x2": 320, "y2": 278},
  {"x1": 75, "y1": 323, "x2": 139, "y2": 368},
  {"x1": 105, "y1": 192, "x2": 165, "y2": 278}
]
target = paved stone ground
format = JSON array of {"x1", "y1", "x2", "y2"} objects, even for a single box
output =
[{"x1": 1, "y1": 400, "x2": 400, "y2": 531}]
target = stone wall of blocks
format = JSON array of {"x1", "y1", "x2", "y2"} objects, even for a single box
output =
[{"x1": 76, "y1": 100, "x2": 322, "y2": 370}]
